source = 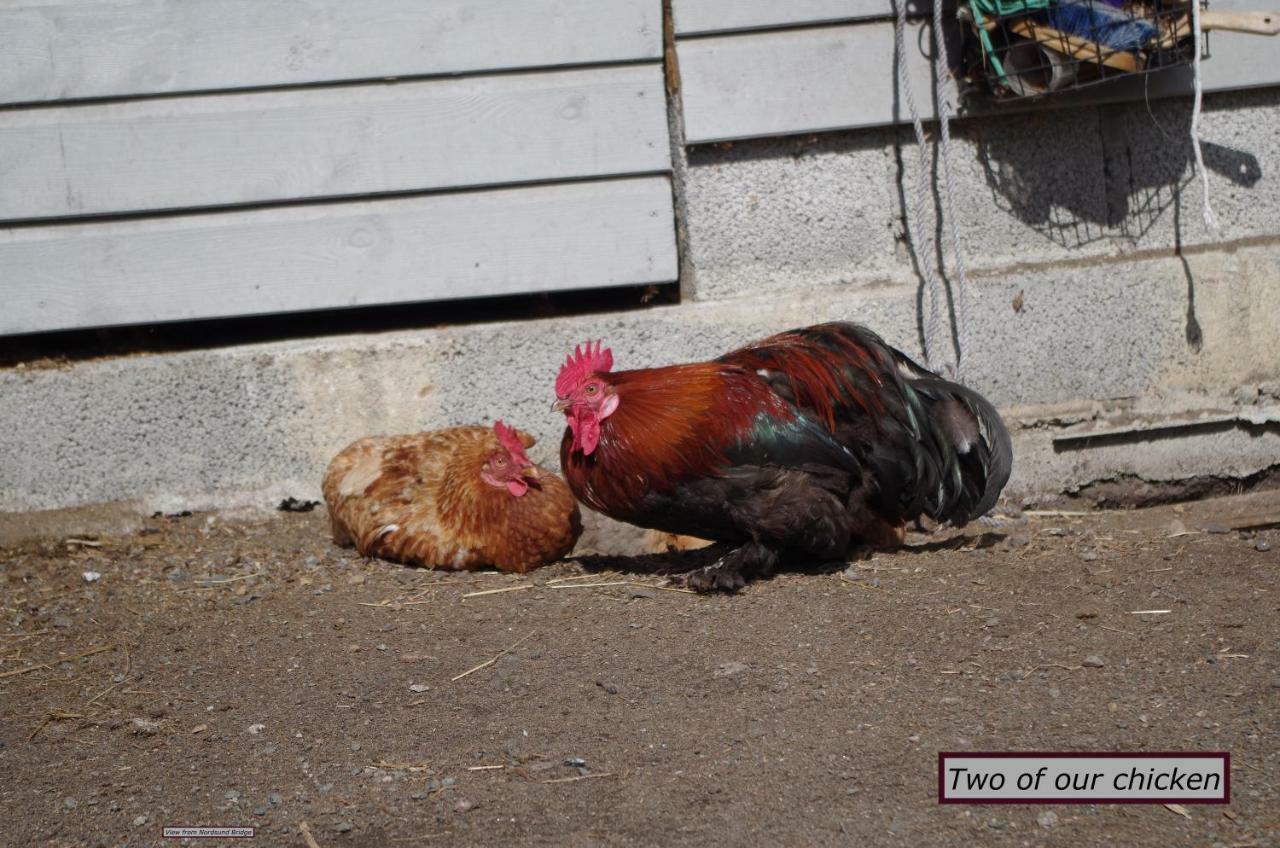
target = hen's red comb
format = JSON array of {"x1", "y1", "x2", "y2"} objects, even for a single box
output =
[
  {"x1": 492, "y1": 420, "x2": 531, "y2": 466},
  {"x1": 555, "y1": 340, "x2": 613, "y2": 398}
]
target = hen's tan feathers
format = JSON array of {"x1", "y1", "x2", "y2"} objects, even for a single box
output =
[{"x1": 322, "y1": 426, "x2": 580, "y2": 573}]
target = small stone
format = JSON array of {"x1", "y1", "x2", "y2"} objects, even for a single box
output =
[
  {"x1": 350, "y1": 742, "x2": 361, "y2": 752},
  {"x1": 52, "y1": 616, "x2": 72, "y2": 629},
  {"x1": 564, "y1": 758, "x2": 587, "y2": 768},
  {"x1": 63, "y1": 796, "x2": 79, "y2": 809},
  {"x1": 714, "y1": 661, "x2": 749, "y2": 677},
  {"x1": 410, "y1": 792, "x2": 427, "y2": 801},
  {"x1": 1007, "y1": 535, "x2": 1029, "y2": 547},
  {"x1": 130, "y1": 717, "x2": 161, "y2": 736},
  {"x1": 1082, "y1": 655, "x2": 1106, "y2": 668},
  {"x1": 268, "y1": 792, "x2": 283, "y2": 806},
  {"x1": 984, "y1": 617, "x2": 999, "y2": 628},
  {"x1": 224, "y1": 790, "x2": 240, "y2": 803},
  {"x1": 1204, "y1": 523, "x2": 1230, "y2": 534},
  {"x1": 1255, "y1": 539, "x2": 1272, "y2": 552},
  {"x1": 1079, "y1": 551, "x2": 1098, "y2": 562},
  {"x1": 132, "y1": 816, "x2": 148, "y2": 827},
  {"x1": 1037, "y1": 811, "x2": 1059, "y2": 828},
  {"x1": 596, "y1": 680, "x2": 620, "y2": 695},
  {"x1": 247, "y1": 723, "x2": 266, "y2": 735},
  {"x1": 1075, "y1": 610, "x2": 1098, "y2": 620},
  {"x1": 347, "y1": 573, "x2": 366, "y2": 586},
  {"x1": 82, "y1": 571, "x2": 101, "y2": 583},
  {"x1": 253, "y1": 806, "x2": 267, "y2": 816},
  {"x1": 987, "y1": 818, "x2": 1007, "y2": 830},
  {"x1": 409, "y1": 684, "x2": 429, "y2": 693},
  {"x1": 454, "y1": 798, "x2": 475, "y2": 813},
  {"x1": 334, "y1": 821, "x2": 353, "y2": 833}
]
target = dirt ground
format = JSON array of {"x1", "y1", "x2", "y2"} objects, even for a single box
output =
[{"x1": 1, "y1": 491, "x2": 1277, "y2": 848}]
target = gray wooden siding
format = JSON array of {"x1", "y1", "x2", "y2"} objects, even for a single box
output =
[
  {"x1": 0, "y1": 177, "x2": 677, "y2": 336},
  {"x1": 1, "y1": 0, "x2": 662, "y2": 105},
  {"x1": 1, "y1": 65, "x2": 669, "y2": 221},
  {"x1": 674, "y1": 0, "x2": 1280, "y2": 143},
  {"x1": 674, "y1": 0, "x2": 927, "y2": 35},
  {"x1": 1, "y1": 0, "x2": 675, "y2": 336}
]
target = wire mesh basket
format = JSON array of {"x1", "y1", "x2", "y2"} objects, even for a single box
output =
[{"x1": 962, "y1": 0, "x2": 1201, "y2": 99}]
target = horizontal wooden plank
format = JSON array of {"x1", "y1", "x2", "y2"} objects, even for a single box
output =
[
  {"x1": 0, "y1": 0, "x2": 661, "y2": 105},
  {"x1": 673, "y1": 0, "x2": 928, "y2": 35},
  {"x1": 0, "y1": 176, "x2": 678, "y2": 335},
  {"x1": 677, "y1": 11, "x2": 1280, "y2": 143},
  {"x1": 678, "y1": 22, "x2": 946, "y2": 143},
  {"x1": 0, "y1": 64, "x2": 670, "y2": 222}
]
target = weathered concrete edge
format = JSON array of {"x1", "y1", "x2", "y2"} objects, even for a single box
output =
[{"x1": 2, "y1": 244, "x2": 1277, "y2": 541}]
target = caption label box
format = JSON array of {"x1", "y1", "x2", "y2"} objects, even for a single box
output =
[{"x1": 938, "y1": 753, "x2": 1229, "y2": 804}]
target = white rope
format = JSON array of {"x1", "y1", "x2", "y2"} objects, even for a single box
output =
[
  {"x1": 1190, "y1": 0, "x2": 1218, "y2": 230},
  {"x1": 894, "y1": 0, "x2": 947, "y2": 374},
  {"x1": 931, "y1": 0, "x2": 973, "y2": 377},
  {"x1": 893, "y1": 0, "x2": 972, "y2": 379}
]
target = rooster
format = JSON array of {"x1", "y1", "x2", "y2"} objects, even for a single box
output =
[
  {"x1": 323, "y1": 421, "x2": 581, "y2": 573},
  {"x1": 554, "y1": 322, "x2": 1011, "y2": 591}
]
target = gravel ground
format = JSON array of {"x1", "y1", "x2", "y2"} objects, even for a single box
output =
[{"x1": 1, "y1": 491, "x2": 1277, "y2": 847}]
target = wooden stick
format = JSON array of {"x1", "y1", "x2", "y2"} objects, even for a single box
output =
[
  {"x1": 461, "y1": 585, "x2": 532, "y2": 599},
  {"x1": 1201, "y1": 10, "x2": 1280, "y2": 35},
  {"x1": 541, "y1": 772, "x2": 617, "y2": 784},
  {"x1": 299, "y1": 820, "x2": 322, "y2": 848},
  {"x1": 0, "y1": 645, "x2": 114, "y2": 679},
  {"x1": 549, "y1": 582, "x2": 629, "y2": 590},
  {"x1": 451, "y1": 632, "x2": 535, "y2": 682},
  {"x1": 630, "y1": 582, "x2": 698, "y2": 595},
  {"x1": 198, "y1": 571, "x2": 263, "y2": 585}
]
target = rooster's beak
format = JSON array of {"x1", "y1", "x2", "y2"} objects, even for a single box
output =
[{"x1": 552, "y1": 398, "x2": 570, "y2": 413}]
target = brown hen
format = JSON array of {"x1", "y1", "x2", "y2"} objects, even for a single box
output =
[{"x1": 323, "y1": 422, "x2": 581, "y2": 573}]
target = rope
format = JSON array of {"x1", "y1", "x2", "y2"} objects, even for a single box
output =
[
  {"x1": 893, "y1": 0, "x2": 973, "y2": 379},
  {"x1": 931, "y1": 0, "x2": 973, "y2": 377},
  {"x1": 894, "y1": 0, "x2": 946, "y2": 374},
  {"x1": 1190, "y1": 0, "x2": 1218, "y2": 230}
]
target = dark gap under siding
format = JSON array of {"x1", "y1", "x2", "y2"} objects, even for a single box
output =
[{"x1": 0, "y1": 283, "x2": 680, "y2": 370}]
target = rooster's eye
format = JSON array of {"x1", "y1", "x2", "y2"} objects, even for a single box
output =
[{"x1": 585, "y1": 384, "x2": 598, "y2": 394}]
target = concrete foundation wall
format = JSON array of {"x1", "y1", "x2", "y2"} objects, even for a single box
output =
[
  {"x1": 680, "y1": 87, "x2": 1280, "y2": 301},
  {"x1": 2, "y1": 88, "x2": 1279, "y2": 530}
]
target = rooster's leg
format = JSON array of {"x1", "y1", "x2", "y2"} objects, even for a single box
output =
[{"x1": 678, "y1": 541, "x2": 779, "y2": 593}]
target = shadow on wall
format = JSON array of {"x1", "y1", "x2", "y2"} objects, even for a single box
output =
[{"x1": 971, "y1": 100, "x2": 1263, "y2": 250}]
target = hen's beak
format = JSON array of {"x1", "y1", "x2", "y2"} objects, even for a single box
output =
[
  {"x1": 522, "y1": 465, "x2": 541, "y2": 481},
  {"x1": 552, "y1": 398, "x2": 570, "y2": 413}
]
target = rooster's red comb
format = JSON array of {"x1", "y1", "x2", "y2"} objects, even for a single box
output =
[
  {"x1": 492, "y1": 420, "x2": 531, "y2": 466},
  {"x1": 555, "y1": 340, "x2": 613, "y2": 398}
]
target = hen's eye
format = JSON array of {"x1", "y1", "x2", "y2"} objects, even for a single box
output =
[
  {"x1": 494, "y1": 457, "x2": 506, "y2": 467},
  {"x1": 585, "y1": 384, "x2": 598, "y2": 394}
]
